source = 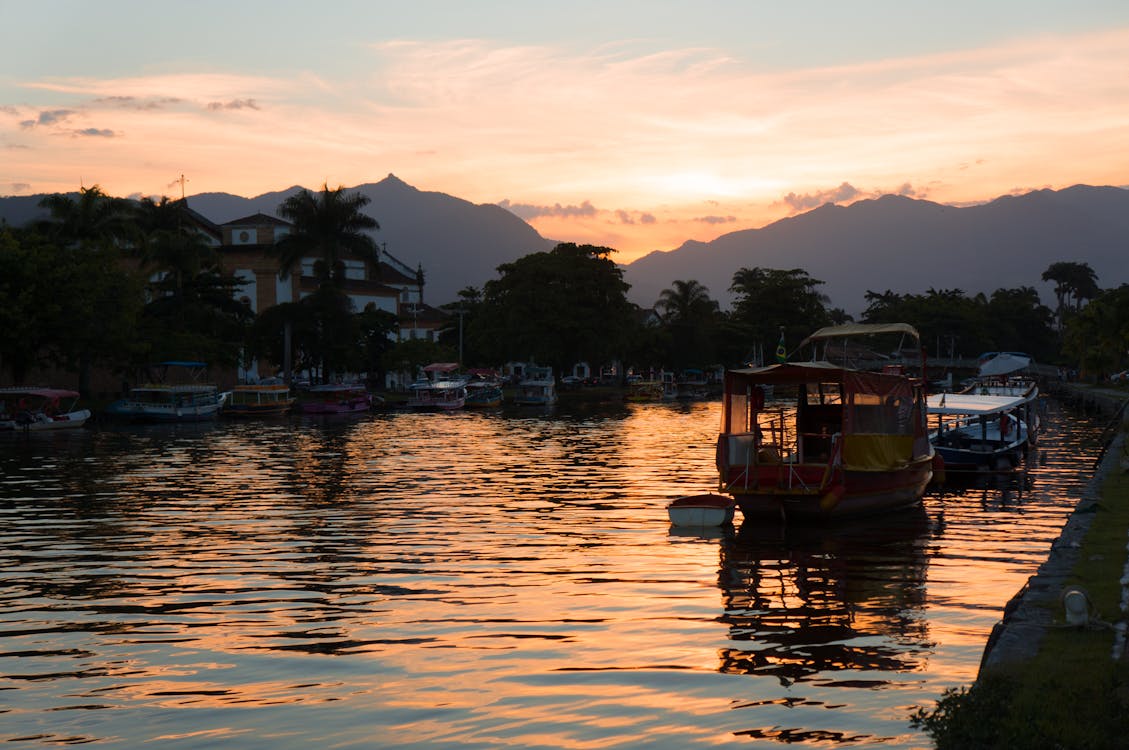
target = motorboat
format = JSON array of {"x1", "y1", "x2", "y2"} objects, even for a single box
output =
[
  {"x1": 297, "y1": 383, "x2": 372, "y2": 414},
  {"x1": 716, "y1": 323, "x2": 935, "y2": 522},
  {"x1": 0, "y1": 387, "x2": 91, "y2": 431},
  {"x1": 225, "y1": 381, "x2": 295, "y2": 416},
  {"x1": 407, "y1": 363, "x2": 467, "y2": 410},
  {"x1": 513, "y1": 366, "x2": 557, "y2": 406},
  {"x1": 927, "y1": 391, "x2": 1031, "y2": 473},
  {"x1": 107, "y1": 361, "x2": 225, "y2": 422}
]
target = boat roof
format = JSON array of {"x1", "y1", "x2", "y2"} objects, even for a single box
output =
[
  {"x1": 927, "y1": 392, "x2": 1028, "y2": 416},
  {"x1": 799, "y1": 323, "x2": 920, "y2": 348},
  {"x1": 0, "y1": 387, "x2": 80, "y2": 399},
  {"x1": 423, "y1": 362, "x2": 460, "y2": 372},
  {"x1": 729, "y1": 360, "x2": 858, "y2": 383}
]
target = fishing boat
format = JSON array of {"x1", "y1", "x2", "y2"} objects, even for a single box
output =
[
  {"x1": 513, "y1": 366, "x2": 557, "y2": 406},
  {"x1": 715, "y1": 323, "x2": 935, "y2": 522},
  {"x1": 297, "y1": 383, "x2": 371, "y2": 414},
  {"x1": 0, "y1": 387, "x2": 91, "y2": 432},
  {"x1": 224, "y1": 381, "x2": 295, "y2": 416},
  {"x1": 107, "y1": 361, "x2": 226, "y2": 422},
  {"x1": 464, "y1": 369, "x2": 503, "y2": 408},
  {"x1": 927, "y1": 392, "x2": 1031, "y2": 473},
  {"x1": 667, "y1": 494, "x2": 736, "y2": 527},
  {"x1": 407, "y1": 363, "x2": 467, "y2": 410}
]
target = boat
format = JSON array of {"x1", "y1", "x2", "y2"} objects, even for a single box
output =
[
  {"x1": 107, "y1": 361, "x2": 226, "y2": 422},
  {"x1": 407, "y1": 363, "x2": 467, "y2": 410},
  {"x1": 513, "y1": 366, "x2": 557, "y2": 406},
  {"x1": 667, "y1": 494, "x2": 736, "y2": 527},
  {"x1": 963, "y1": 355, "x2": 1042, "y2": 445},
  {"x1": 624, "y1": 379, "x2": 664, "y2": 402},
  {"x1": 464, "y1": 369, "x2": 503, "y2": 408},
  {"x1": 927, "y1": 392, "x2": 1031, "y2": 473},
  {"x1": 0, "y1": 387, "x2": 91, "y2": 432},
  {"x1": 715, "y1": 323, "x2": 935, "y2": 522},
  {"x1": 297, "y1": 383, "x2": 372, "y2": 414},
  {"x1": 224, "y1": 381, "x2": 295, "y2": 416}
]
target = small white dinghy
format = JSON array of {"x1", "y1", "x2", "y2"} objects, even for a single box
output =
[{"x1": 667, "y1": 494, "x2": 736, "y2": 527}]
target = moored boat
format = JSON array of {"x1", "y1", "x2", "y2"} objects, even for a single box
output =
[
  {"x1": 107, "y1": 361, "x2": 225, "y2": 422},
  {"x1": 407, "y1": 362, "x2": 467, "y2": 410},
  {"x1": 667, "y1": 494, "x2": 736, "y2": 527},
  {"x1": 0, "y1": 387, "x2": 91, "y2": 432},
  {"x1": 715, "y1": 323, "x2": 935, "y2": 522},
  {"x1": 927, "y1": 392, "x2": 1031, "y2": 473},
  {"x1": 464, "y1": 370, "x2": 503, "y2": 408},
  {"x1": 225, "y1": 381, "x2": 295, "y2": 417},
  {"x1": 298, "y1": 383, "x2": 371, "y2": 414},
  {"x1": 513, "y1": 366, "x2": 557, "y2": 406}
]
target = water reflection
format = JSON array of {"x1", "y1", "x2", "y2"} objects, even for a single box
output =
[
  {"x1": 0, "y1": 398, "x2": 1109, "y2": 748},
  {"x1": 719, "y1": 509, "x2": 932, "y2": 683}
]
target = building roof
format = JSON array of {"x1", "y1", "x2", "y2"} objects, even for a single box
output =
[{"x1": 222, "y1": 213, "x2": 292, "y2": 227}]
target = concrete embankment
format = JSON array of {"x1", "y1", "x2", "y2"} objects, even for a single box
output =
[{"x1": 979, "y1": 383, "x2": 1129, "y2": 675}]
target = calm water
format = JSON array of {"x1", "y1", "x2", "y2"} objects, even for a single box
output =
[{"x1": 0, "y1": 397, "x2": 1106, "y2": 748}]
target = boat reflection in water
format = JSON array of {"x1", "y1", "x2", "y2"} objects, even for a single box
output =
[{"x1": 707, "y1": 508, "x2": 934, "y2": 743}]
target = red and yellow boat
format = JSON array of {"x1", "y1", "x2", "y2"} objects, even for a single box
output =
[{"x1": 716, "y1": 324, "x2": 935, "y2": 522}]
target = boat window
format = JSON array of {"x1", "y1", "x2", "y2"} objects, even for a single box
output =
[{"x1": 804, "y1": 382, "x2": 842, "y2": 405}]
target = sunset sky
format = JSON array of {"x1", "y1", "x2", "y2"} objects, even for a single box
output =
[{"x1": 3, "y1": 1, "x2": 1129, "y2": 262}]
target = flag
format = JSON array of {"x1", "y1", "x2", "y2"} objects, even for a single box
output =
[{"x1": 775, "y1": 329, "x2": 787, "y2": 363}]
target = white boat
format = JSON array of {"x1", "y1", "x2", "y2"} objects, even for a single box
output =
[
  {"x1": 0, "y1": 387, "x2": 91, "y2": 432},
  {"x1": 407, "y1": 363, "x2": 467, "y2": 410},
  {"x1": 513, "y1": 366, "x2": 557, "y2": 406},
  {"x1": 927, "y1": 392, "x2": 1031, "y2": 474},
  {"x1": 667, "y1": 494, "x2": 736, "y2": 527},
  {"x1": 107, "y1": 362, "x2": 225, "y2": 422}
]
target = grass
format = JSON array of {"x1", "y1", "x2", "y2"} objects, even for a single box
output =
[{"x1": 912, "y1": 435, "x2": 1129, "y2": 748}]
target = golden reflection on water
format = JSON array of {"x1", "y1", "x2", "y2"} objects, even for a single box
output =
[{"x1": 0, "y1": 397, "x2": 1107, "y2": 748}]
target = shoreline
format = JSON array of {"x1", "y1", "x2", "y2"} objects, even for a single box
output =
[{"x1": 978, "y1": 383, "x2": 1129, "y2": 675}]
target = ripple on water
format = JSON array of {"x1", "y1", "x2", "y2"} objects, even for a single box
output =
[{"x1": 0, "y1": 398, "x2": 1107, "y2": 748}]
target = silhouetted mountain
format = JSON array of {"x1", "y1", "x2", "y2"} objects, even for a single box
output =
[
  {"x1": 4, "y1": 180, "x2": 1127, "y2": 314},
  {"x1": 185, "y1": 174, "x2": 556, "y2": 305},
  {"x1": 622, "y1": 185, "x2": 1129, "y2": 315}
]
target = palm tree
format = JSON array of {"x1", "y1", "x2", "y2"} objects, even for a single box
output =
[
  {"x1": 656, "y1": 279, "x2": 717, "y2": 323},
  {"x1": 1042, "y1": 262, "x2": 1100, "y2": 330},
  {"x1": 36, "y1": 185, "x2": 132, "y2": 250},
  {"x1": 274, "y1": 184, "x2": 380, "y2": 287}
]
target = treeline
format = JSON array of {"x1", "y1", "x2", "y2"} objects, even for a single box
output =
[{"x1": 2, "y1": 185, "x2": 1126, "y2": 394}]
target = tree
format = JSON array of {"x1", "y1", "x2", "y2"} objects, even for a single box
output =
[
  {"x1": 655, "y1": 279, "x2": 720, "y2": 371},
  {"x1": 274, "y1": 184, "x2": 380, "y2": 286},
  {"x1": 1042, "y1": 261, "x2": 1099, "y2": 330},
  {"x1": 728, "y1": 268, "x2": 833, "y2": 365},
  {"x1": 36, "y1": 185, "x2": 132, "y2": 250},
  {"x1": 469, "y1": 243, "x2": 634, "y2": 376},
  {"x1": 1062, "y1": 284, "x2": 1129, "y2": 379}
]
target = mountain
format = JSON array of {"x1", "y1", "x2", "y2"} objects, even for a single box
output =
[
  {"x1": 187, "y1": 174, "x2": 556, "y2": 305},
  {"x1": 622, "y1": 185, "x2": 1129, "y2": 315},
  {"x1": 4, "y1": 179, "x2": 1127, "y2": 314},
  {"x1": 0, "y1": 175, "x2": 555, "y2": 307}
]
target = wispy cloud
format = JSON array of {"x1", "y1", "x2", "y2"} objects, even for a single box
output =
[{"x1": 207, "y1": 98, "x2": 260, "y2": 111}]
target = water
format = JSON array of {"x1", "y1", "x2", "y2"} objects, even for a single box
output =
[{"x1": 0, "y1": 398, "x2": 1107, "y2": 748}]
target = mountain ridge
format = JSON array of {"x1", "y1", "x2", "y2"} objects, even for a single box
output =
[{"x1": 2, "y1": 179, "x2": 1127, "y2": 314}]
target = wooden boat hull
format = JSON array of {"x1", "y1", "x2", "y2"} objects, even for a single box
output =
[
  {"x1": 725, "y1": 456, "x2": 933, "y2": 522},
  {"x1": 668, "y1": 494, "x2": 736, "y2": 527}
]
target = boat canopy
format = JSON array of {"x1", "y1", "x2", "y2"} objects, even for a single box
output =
[
  {"x1": 423, "y1": 362, "x2": 460, "y2": 373},
  {"x1": 0, "y1": 387, "x2": 80, "y2": 400},
  {"x1": 799, "y1": 323, "x2": 920, "y2": 348},
  {"x1": 926, "y1": 392, "x2": 1027, "y2": 416},
  {"x1": 978, "y1": 353, "x2": 1031, "y2": 377}
]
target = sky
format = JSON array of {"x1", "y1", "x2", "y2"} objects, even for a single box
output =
[{"x1": 3, "y1": 1, "x2": 1129, "y2": 263}]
